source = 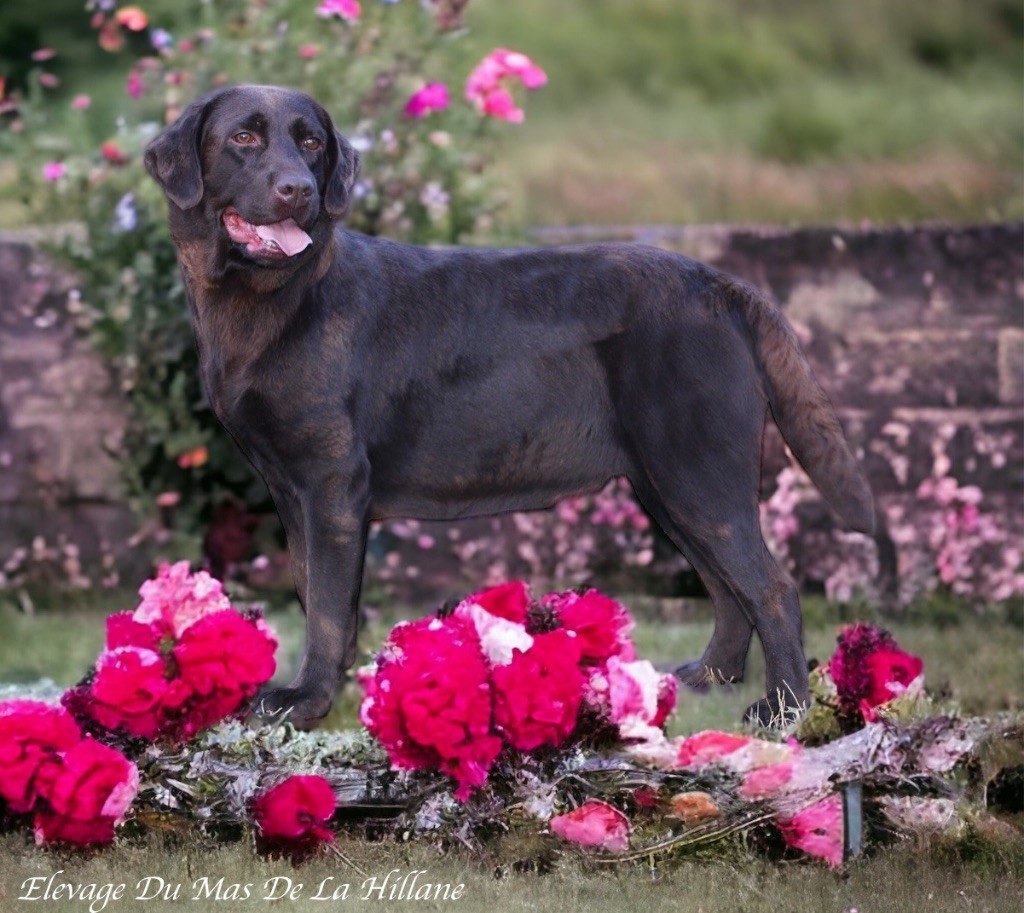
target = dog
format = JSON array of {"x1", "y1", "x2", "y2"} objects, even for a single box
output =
[{"x1": 144, "y1": 85, "x2": 874, "y2": 728}]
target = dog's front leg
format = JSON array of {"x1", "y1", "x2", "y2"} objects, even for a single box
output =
[{"x1": 257, "y1": 465, "x2": 369, "y2": 727}]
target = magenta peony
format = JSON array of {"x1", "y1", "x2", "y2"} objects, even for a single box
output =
[
  {"x1": 492, "y1": 630, "x2": 585, "y2": 750},
  {"x1": 33, "y1": 738, "x2": 139, "y2": 846},
  {"x1": 0, "y1": 701, "x2": 81, "y2": 814},
  {"x1": 359, "y1": 616, "x2": 502, "y2": 800},
  {"x1": 543, "y1": 588, "x2": 636, "y2": 664},
  {"x1": 252, "y1": 774, "x2": 336, "y2": 861}
]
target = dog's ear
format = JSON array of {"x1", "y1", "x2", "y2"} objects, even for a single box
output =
[
  {"x1": 144, "y1": 95, "x2": 214, "y2": 210},
  {"x1": 324, "y1": 129, "x2": 361, "y2": 218}
]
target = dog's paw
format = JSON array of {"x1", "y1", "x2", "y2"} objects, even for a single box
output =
[
  {"x1": 252, "y1": 686, "x2": 332, "y2": 730},
  {"x1": 742, "y1": 696, "x2": 804, "y2": 730},
  {"x1": 671, "y1": 659, "x2": 742, "y2": 693}
]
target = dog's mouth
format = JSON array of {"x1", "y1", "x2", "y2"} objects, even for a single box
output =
[{"x1": 222, "y1": 208, "x2": 313, "y2": 260}]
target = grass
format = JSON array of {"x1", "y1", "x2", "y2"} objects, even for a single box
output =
[{"x1": 0, "y1": 590, "x2": 1021, "y2": 911}]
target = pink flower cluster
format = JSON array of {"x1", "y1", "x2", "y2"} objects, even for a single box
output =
[
  {"x1": 827, "y1": 622, "x2": 923, "y2": 722},
  {"x1": 0, "y1": 701, "x2": 138, "y2": 846},
  {"x1": 465, "y1": 49, "x2": 547, "y2": 123},
  {"x1": 63, "y1": 562, "x2": 277, "y2": 742},
  {"x1": 635, "y1": 729, "x2": 842, "y2": 865},
  {"x1": 315, "y1": 0, "x2": 361, "y2": 22},
  {"x1": 359, "y1": 582, "x2": 677, "y2": 799}
]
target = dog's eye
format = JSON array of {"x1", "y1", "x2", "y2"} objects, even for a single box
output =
[
  {"x1": 301, "y1": 137, "x2": 323, "y2": 152},
  {"x1": 231, "y1": 131, "x2": 257, "y2": 145}
]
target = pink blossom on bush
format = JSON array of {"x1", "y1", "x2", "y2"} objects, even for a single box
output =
[
  {"x1": 71, "y1": 94, "x2": 91, "y2": 110},
  {"x1": 776, "y1": 794, "x2": 844, "y2": 867},
  {"x1": 492, "y1": 630, "x2": 584, "y2": 750},
  {"x1": 316, "y1": 0, "x2": 361, "y2": 22},
  {"x1": 33, "y1": 738, "x2": 139, "y2": 846},
  {"x1": 252, "y1": 774, "x2": 335, "y2": 861},
  {"x1": 0, "y1": 701, "x2": 81, "y2": 814},
  {"x1": 405, "y1": 82, "x2": 449, "y2": 118},
  {"x1": 126, "y1": 68, "x2": 144, "y2": 99},
  {"x1": 550, "y1": 799, "x2": 630, "y2": 852},
  {"x1": 465, "y1": 48, "x2": 547, "y2": 123},
  {"x1": 41, "y1": 162, "x2": 65, "y2": 182}
]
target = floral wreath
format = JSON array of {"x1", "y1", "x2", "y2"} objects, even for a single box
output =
[{"x1": 0, "y1": 565, "x2": 1016, "y2": 867}]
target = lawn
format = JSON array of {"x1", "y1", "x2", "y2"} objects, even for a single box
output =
[{"x1": 0, "y1": 591, "x2": 1021, "y2": 913}]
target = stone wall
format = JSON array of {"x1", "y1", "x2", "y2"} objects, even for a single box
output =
[
  {"x1": 1, "y1": 223, "x2": 1021, "y2": 589},
  {"x1": 0, "y1": 234, "x2": 135, "y2": 581}
]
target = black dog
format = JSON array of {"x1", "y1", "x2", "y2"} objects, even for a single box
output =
[{"x1": 145, "y1": 85, "x2": 874, "y2": 727}]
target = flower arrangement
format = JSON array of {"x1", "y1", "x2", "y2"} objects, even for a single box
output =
[
  {"x1": 0, "y1": 570, "x2": 1015, "y2": 869},
  {"x1": 62, "y1": 561, "x2": 277, "y2": 743},
  {"x1": 358, "y1": 583, "x2": 678, "y2": 798}
]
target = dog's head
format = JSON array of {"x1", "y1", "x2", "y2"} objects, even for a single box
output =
[{"x1": 144, "y1": 85, "x2": 359, "y2": 272}]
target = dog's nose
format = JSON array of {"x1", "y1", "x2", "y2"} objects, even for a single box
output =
[{"x1": 274, "y1": 175, "x2": 315, "y2": 204}]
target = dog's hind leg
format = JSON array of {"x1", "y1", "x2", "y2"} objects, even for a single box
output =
[{"x1": 635, "y1": 475, "x2": 808, "y2": 725}]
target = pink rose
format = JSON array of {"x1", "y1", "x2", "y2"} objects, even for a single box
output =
[
  {"x1": 776, "y1": 794, "x2": 844, "y2": 867},
  {"x1": 739, "y1": 761, "x2": 797, "y2": 800},
  {"x1": 861, "y1": 648, "x2": 924, "y2": 715},
  {"x1": 492, "y1": 630, "x2": 585, "y2": 750},
  {"x1": 550, "y1": 799, "x2": 630, "y2": 852},
  {"x1": 675, "y1": 730, "x2": 752, "y2": 769},
  {"x1": 465, "y1": 48, "x2": 547, "y2": 124},
  {"x1": 33, "y1": 738, "x2": 138, "y2": 846},
  {"x1": 252, "y1": 774, "x2": 335, "y2": 861},
  {"x1": 134, "y1": 561, "x2": 232, "y2": 638},
  {"x1": 601, "y1": 656, "x2": 677, "y2": 740},
  {"x1": 0, "y1": 701, "x2": 81, "y2": 814},
  {"x1": 172, "y1": 610, "x2": 277, "y2": 709},
  {"x1": 87, "y1": 647, "x2": 171, "y2": 739}
]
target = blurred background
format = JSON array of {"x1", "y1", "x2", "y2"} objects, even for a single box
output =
[{"x1": 1, "y1": 0, "x2": 1021, "y2": 228}]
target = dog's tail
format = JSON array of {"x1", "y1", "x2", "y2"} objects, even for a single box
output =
[{"x1": 726, "y1": 276, "x2": 875, "y2": 534}]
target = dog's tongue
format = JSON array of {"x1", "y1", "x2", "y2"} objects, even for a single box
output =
[{"x1": 254, "y1": 219, "x2": 313, "y2": 257}]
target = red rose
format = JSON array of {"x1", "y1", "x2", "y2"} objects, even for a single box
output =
[
  {"x1": 861, "y1": 648, "x2": 924, "y2": 715},
  {"x1": 252, "y1": 774, "x2": 335, "y2": 861},
  {"x1": 359, "y1": 616, "x2": 502, "y2": 800},
  {"x1": 492, "y1": 630, "x2": 585, "y2": 750},
  {"x1": 87, "y1": 647, "x2": 171, "y2": 739},
  {"x1": 543, "y1": 589, "x2": 636, "y2": 664},
  {"x1": 828, "y1": 623, "x2": 923, "y2": 721},
  {"x1": 465, "y1": 581, "x2": 532, "y2": 623},
  {"x1": 33, "y1": 738, "x2": 138, "y2": 846},
  {"x1": 0, "y1": 701, "x2": 81, "y2": 814}
]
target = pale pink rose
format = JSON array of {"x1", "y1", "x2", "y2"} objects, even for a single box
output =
[{"x1": 550, "y1": 799, "x2": 630, "y2": 852}]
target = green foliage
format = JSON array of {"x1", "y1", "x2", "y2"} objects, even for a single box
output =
[{"x1": 3, "y1": 1, "x2": 525, "y2": 541}]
